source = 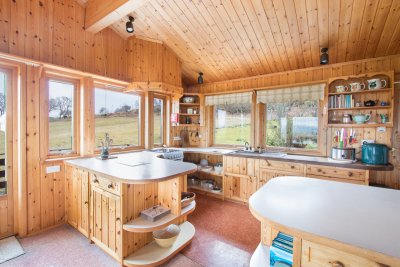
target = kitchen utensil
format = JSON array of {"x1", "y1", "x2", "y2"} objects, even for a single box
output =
[
  {"x1": 335, "y1": 85, "x2": 348, "y2": 93},
  {"x1": 361, "y1": 143, "x2": 389, "y2": 165},
  {"x1": 201, "y1": 166, "x2": 213, "y2": 173},
  {"x1": 367, "y1": 78, "x2": 387, "y2": 90},
  {"x1": 353, "y1": 114, "x2": 371, "y2": 124},
  {"x1": 181, "y1": 192, "x2": 196, "y2": 208},
  {"x1": 349, "y1": 82, "x2": 365, "y2": 91},
  {"x1": 200, "y1": 159, "x2": 208, "y2": 167},
  {"x1": 331, "y1": 147, "x2": 356, "y2": 161},
  {"x1": 214, "y1": 165, "x2": 223, "y2": 174},
  {"x1": 188, "y1": 177, "x2": 200, "y2": 186},
  {"x1": 153, "y1": 224, "x2": 181, "y2": 248},
  {"x1": 182, "y1": 97, "x2": 195, "y2": 103},
  {"x1": 140, "y1": 205, "x2": 171, "y2": 222},
  {"x1": 364, "y1": 100, "x2": 377, "y2": 107},
  {"x1": 379, "y1": 114, "x2": 389, "y2": 123},
  {"x1": 342, "y1": 114, "x2": 352, "y2": 124}
]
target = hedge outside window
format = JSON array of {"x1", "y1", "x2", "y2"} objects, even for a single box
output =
[
  {"x1": 206, "y1": 92, "x2": 252, "y2": 146},
  {"x1": 257, "y1": 84, "x2": 325, "y2": 150},
  {"x1": 94, "y1": 88, "x2": 141, "y2": 148},
  {"x1": 153, "y1": 97, "x2": 164, "y2": 145}
]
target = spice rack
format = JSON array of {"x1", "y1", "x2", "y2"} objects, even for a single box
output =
[{"x1": 327, "y1": 71, "x2": 394, "y2": 128}]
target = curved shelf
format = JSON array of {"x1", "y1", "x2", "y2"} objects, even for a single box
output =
[
  {"x1": 123, "y1": 201, "x2": 196, "y2": 233},
  {"x1": 328, "y1": 123, "x2": 392, "y2": 128},
  {"x1": 328, "y1": 88, "x2": 391, "y2": 96},
  {"x1": 328, "y1": 106, "x2": 391, "y2": 111},
  {"x1": 250, "y1": 243, "x2": 270, "y2": 267},
  {"x1": 123, "y1": 221, "x2": 195, "y2": 267}
]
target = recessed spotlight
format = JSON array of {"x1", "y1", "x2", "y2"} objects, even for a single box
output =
[{"x1": 126, "y1": 16, "x2": 134, "y2": 33}]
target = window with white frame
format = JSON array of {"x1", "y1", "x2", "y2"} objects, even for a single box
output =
[{"x1": 257, "y1": 84, "x2": 325, "y2": 150}]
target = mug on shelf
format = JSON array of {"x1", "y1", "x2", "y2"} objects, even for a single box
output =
[
  {"x1": 349, "y1": 82, "x2": 365, "y2": 92},
  {"x1": 367, "y1": 78, "x2": 387, "y2": 90},
  {"x1": 335, "y1": 85, "x2": 348, "y2": 93}
]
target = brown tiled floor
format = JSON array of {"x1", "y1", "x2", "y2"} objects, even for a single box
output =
[
  {"x1": 2, "y1": 195, "x2": 260, "y2": 267},
  {"x1": 183, "y1": 194, "x2": 261, "y2": 267}
]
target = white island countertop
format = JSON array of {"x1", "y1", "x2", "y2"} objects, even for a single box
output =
[
  {"x1": 65, "y1": 151, "x2": 197, "y2": 184},
  {"x1": 249, "y1": 177, "x2": 400, "y2": 262}
]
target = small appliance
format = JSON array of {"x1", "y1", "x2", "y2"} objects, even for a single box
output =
[
  {"x1": 330, "y1": 147, "x2": 356, "y2": 161},
  {"x1": 361, "y1": 143, "x2": 389, "y2": 165}
]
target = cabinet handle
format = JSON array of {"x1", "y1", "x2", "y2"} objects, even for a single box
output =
[
  {"x1": 330, "y1": 261, "x2": 345, "y2": 267},
  {"x1": 290, "y1": 166, "x2": 295, "y2": 169},
  {"x1": 84, "y1": 201, "x2": 88, "y2": 205},
  {"x1": 348, "y1": 172, "x2": 353, "y2": 177},
  {"x1": 92, "y1": 174, "x2": 99, "y2": 183},
  {"x1": 108, "y1": 183, "x2": 114, "y2": 189}
]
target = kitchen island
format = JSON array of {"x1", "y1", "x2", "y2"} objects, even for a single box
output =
[
  {"x1": 64, "y1": 151, "x2": 197, "y2": 267},
  {"x1": 249, "y1": 176, "x2": 400, "y2": 267}
]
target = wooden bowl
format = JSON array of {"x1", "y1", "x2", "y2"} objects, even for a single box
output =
[
  {"x1": 181, "y1": 192, "x2": 196, "y2": 208},
  {"x1": 153, "y1": 224, "x2": 181, "y2": 248}
]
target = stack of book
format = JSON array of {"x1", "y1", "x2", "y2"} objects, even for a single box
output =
[
  {"x1": 329, "y1": 95, "x2": 354, "y2": 109},
  {"x1": 270, "y1": 232, "x2": 293, "y2": 267}
]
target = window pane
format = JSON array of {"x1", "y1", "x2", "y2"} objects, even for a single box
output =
[
  {"x1": 266, "y1": 100, "x2": 318, "y2": 149},
  {"x1": 49, "y1": 80, "x2": 74, "y2": 153},
  {"x1": 214, "y1": 103, "x2": 251, "y2": 145},
  {"x1": 95, "y1": 89, "x2": 140, "y2": 147},
  {"x1": 0, "y1": 71, "x2": 7, "y2": 195},
  {"x1": 153, "y1": 98, "x2": 163, "y2": 145}
]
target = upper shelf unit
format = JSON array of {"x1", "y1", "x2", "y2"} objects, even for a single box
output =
[
  {"x1": 327, "y1": 71, "x2": 394, "y2": 128},
  {"x1": 177, "y1": 94, "x2": 202, "y2": 126}
]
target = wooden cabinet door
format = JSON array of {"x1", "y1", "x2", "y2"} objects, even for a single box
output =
[
  {"x1": 224, "y1": 174, "x2": 257, "y2": 202},
  {"x1": 90, "y1": 186, "x2": 122, "y2": 260}
]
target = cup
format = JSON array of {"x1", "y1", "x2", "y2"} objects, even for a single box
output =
[
  {"x1": 335, "y1": 85, "x2": 348, "y2": 93},
  {"x1": 349, "y1": 82, "x2": 365, "y2": 92},
  {"x1": 367, "y1": 79, "x2": 387, "y2": 90}
]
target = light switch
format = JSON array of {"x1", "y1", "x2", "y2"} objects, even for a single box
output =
[{"x1": 46, "y1": 165, "x2": 61, "y2": 174}]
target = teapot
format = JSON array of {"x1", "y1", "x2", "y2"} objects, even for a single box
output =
[
  {"x1": 364, "y1": 100, "x2": 377, "y2": 107},
  {"x1": 353, "y1": 114, "x2": 371, "y2": 124}
]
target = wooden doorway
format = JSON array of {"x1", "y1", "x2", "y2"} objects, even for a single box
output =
[{"x1": 0, "y1": 67, "x2": 14, "y2": 238}]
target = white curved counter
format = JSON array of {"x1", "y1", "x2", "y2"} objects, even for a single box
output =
[{"x1": 249, "y1": 176, "x2": 400, "y2": 266}]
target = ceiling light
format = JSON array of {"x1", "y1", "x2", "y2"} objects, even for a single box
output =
[
  {"x1": 126, "y1": 16, "x2": 134, "y2": 33},
  {"x1": 198, "y1": 72, "x2": 203, "y2": 84},
  {"x1": 320, "y1": 47, "x2": 329, "y2": 65}
]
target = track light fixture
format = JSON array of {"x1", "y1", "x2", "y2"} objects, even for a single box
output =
[
  {"x1": 126, "y1": 16, "x2": 134, "y2": 33},
  {"x1": 198, "y1": 72, "x2": 203, "y2": 84},
  {"x1": 320, "y1": 47, "x2": 329, "y2": 65}
]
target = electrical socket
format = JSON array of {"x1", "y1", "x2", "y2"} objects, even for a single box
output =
[{"x1": 361, "y1": 139, "x2": 375, "y2": 145}]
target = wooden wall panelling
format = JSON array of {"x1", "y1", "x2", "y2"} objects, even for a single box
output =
[
  {"x1": 82, "y1": 77, "x2": 95, "y2": 155},
  {"x1": 0, "y1": 0, "x2": 130, "y2": 81}
]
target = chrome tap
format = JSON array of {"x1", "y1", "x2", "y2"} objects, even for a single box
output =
[{"x1": 244, "y1": 141, "x2": 250, "y2": 151}]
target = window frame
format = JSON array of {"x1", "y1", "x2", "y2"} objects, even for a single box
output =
[
  {"x1": 44, "y1": 74, "x2": 80, "y2": 158},
  {"x1": 93, "y1": 83, "x2": 145, "y2": 152},
  {"x1": 152, "y1": 93, "x2": 167, "y2": 147}
]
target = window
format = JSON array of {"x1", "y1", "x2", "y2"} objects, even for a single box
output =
[
  {"x1": 48, "y1": 79, "x2": 77, "y2": 154},
  {"x1": 258, "y1": 84, "x2": 324, "y2": 150},
  {"x1": 207, "y1": 92, "x2": 252, "y2": 145},
  {"x1": 95, "y1": 88, "x2": 141, "y2": 148},
  {"x1": 0, "y1": 70, "x2": 9, "y2": 195},
  {"x1": 153, "y1": 97, "x2": 164, "y2": 145}
]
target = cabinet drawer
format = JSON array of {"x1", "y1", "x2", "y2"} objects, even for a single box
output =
[
  {"x1": 90, "y1": 173, "x2": 121, "y2": 196},
  {"x1": 259, "y1": 159, "x2": 304, "y2": 174},
  {"x1": 306, "y1": 175, "x2": 366, "y2": 185},
  {"x1": 306, "y1": 165, "x2": 366, "y2": 181},
  {"x1": 302, "y1": 240, "x2": 382, "y2": 267}
]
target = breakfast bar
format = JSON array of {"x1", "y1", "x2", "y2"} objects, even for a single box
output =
[
  {"x1": 64, "y1": 151, "x2": 197, "y2": 267},
  {"x1": 249, "y1": 177, "x2": 400, "y2": 267}
]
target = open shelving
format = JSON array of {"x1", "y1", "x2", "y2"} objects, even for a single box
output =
[
  {"x1": 188, "y1": 185, "x2": 223, "y2": 197},
  {"x1": 123, "y1": 201, "x2": 196, "y2": 233}
]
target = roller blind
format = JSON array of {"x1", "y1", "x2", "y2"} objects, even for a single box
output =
[
  {"x1": 205, "y1": 92, "x2": 252, "y2": 106},
  {"x1": 257, "y1": 84, "x2": 325, "y2": 103}
]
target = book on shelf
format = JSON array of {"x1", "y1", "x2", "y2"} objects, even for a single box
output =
[{"x1": 329, "y1": 94, "x2": 354, "y2": 109}]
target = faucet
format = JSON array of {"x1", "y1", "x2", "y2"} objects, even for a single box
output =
[{"x1": 244, "y1": 141, "x2": 250, "y2": 151}]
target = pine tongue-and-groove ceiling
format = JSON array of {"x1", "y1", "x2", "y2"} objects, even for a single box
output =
[{"x1": 79, "y1": 0, "x2": 400, "y2": 85}]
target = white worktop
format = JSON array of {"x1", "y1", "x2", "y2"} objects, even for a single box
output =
[
  {"x1": 65, "y1": 151, "x2": 197, "y2": 184},
  {"x1": 249, "y1": 177, "x2": 400, "y2": 260}
]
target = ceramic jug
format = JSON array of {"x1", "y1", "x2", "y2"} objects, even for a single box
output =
[{"x1": 367, "y1": 78, "x2": 387, "y2": 90}]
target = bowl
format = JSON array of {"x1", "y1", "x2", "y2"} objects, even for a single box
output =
[
  {"x1": 153, "y1": 224, "x2": 181, "y2": 248},
  {"x1": 181, "y1": 192, "x2": 196, "y2": 208},
  {"x1": 214, "y1": 165, "x2": 223, "y2": 174},
  {"x1": 200, "y1": 159, "x2": 208, "y2": 167},
  {"x1": 182, "y1": 97, "x2": 195, "y2": 103},
  {"x1": 201, "y1": 166, "x2": 213, "y2": 173}
]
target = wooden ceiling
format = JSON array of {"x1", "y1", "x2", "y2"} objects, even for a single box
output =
[{"x1": 79, "y1": 0, "x2": 400, "y2": 85}]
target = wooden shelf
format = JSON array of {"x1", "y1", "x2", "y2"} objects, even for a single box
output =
[
  {"x1": 179, "y1": 103, "x2": 200, "y2": 106},
  {"x1": 195, "y1": 165, "x2": 224, "y2": 177},
  {"x1": 188, "y1": 185, "x2": 223, "y2": 196},
  {"x1": 173, "y1": 124, "x2": 201, "y2": 127},
  {"x1": 179, "y1": 113, "x2": 200, "y2": 116},
  {"x1": 250, "y1": 243, "x2": 270, "y2": 267},
  {"x1": 328, "y1": 88, "x2": 391, "y2": 96},
  {"x1": 123, "y1": 221, "x2": 195, "y2": 267},
  {"x1": 328, "y1": 106, "x2": 391, "y2": 111},
  {"x1": 328, "y1": 123, "x2": 393, "y2": 128},
  {"x1": 123, "y1": 201, "x2": 196, "y2": 233}
]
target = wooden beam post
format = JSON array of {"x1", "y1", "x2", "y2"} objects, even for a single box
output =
[{"x1": 85, "y1": 0, "x2": 150, "y2": 34}]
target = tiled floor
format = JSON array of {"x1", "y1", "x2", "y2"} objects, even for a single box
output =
[{"x1": 2, "y1": 195, "x2": 260, "y2": 267}]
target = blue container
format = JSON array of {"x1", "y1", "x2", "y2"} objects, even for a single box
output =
[{"x1": 361, "y1": 143, "x2": 389, "y2": 165}]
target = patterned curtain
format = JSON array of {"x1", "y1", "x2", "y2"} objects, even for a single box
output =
[
  {"x1": 257, "y1": 84, "x2": 325, "y2": 103},
  {"x1": 205, "y1": 92, "x2": 252, "y2": 106}
]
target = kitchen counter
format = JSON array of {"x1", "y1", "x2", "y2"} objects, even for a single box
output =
[
  {"x1": 174, "y1": 147, "x2": 236, "y2": 154},
  {"x1": 228, "y1": 151, "x2": 394, "y2": 171},
  {"x1": 249, "y1": 176, "x2": 400, "y2": 266},
  {"x1": 65, "y1": 151, "x2": 197, "y2": 184}
]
